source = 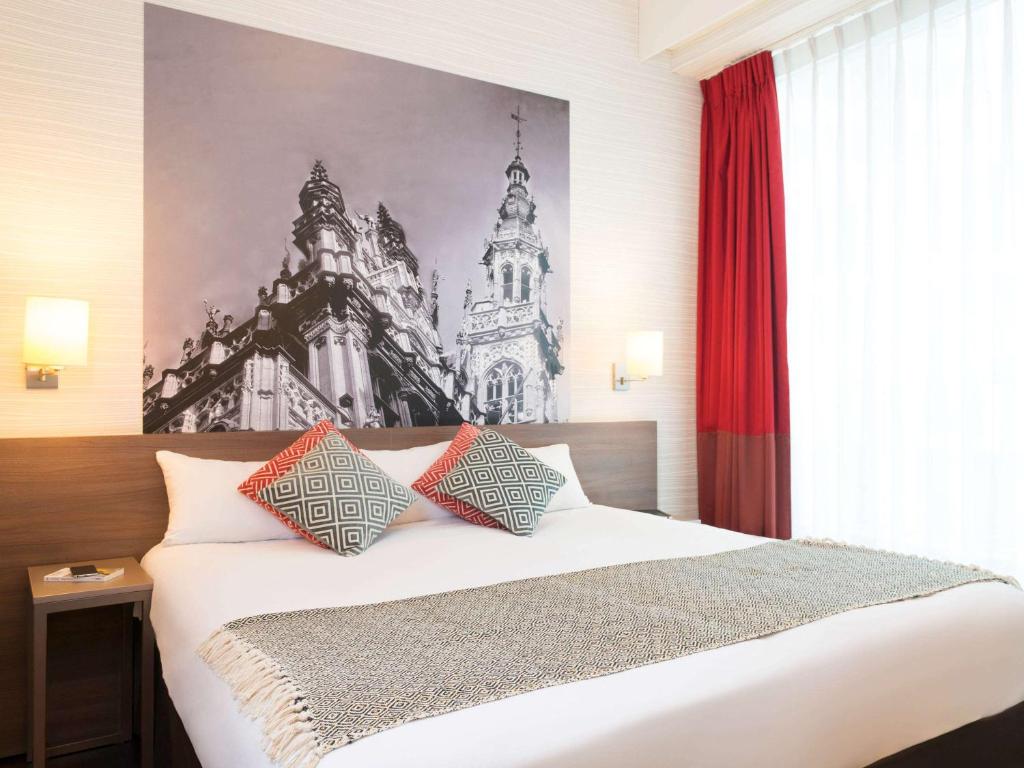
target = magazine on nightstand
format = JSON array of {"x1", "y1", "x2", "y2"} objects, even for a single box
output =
[{"x1": 44, "y1": 565, "x2": 125, "y2": 583}]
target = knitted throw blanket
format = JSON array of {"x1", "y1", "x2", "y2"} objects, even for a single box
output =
[{"x1": 198, "y1": 540, "x2": 1017, "y2": 768}]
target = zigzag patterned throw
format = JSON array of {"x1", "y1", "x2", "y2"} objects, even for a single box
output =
[
  {"x1": 199, "y1": 540, "x2": 1017, "y2": 768},
  {"x1": 434, "y1": 429, "x2": 565, "y2": 535}
]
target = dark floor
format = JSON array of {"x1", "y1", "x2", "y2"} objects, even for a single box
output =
[{"x1": 0, "y1": 741, "x2": 136, "y2": 768}]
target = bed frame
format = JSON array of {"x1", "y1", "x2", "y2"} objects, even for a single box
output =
[{"x1": 0, "y1": 420, "x2": 1021, "y2": 767}]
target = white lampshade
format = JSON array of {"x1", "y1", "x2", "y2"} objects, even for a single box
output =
[
  {"x1": 626, "y1": 331, "x2": 663, "y2": 379},
  {"x1": 23, "y1": 297, "x2": 89, "y2": 367}
]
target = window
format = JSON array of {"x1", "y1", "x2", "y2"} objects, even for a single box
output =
[
  {"x1": 777, "y1": 0, "x2": 1024, "y2": 578},
  {"x1": 520, "y1": 267, "x2": 531, "y2": 302},
  {"x1": 501, "y1": 264, "x2": 514, "y2": 303},
  {"x1": 486, "y1": 371, "x2": 502, "y2": 403},
  {"x1": 484, "y1": 362, "x2": 525, "y2": 423}
]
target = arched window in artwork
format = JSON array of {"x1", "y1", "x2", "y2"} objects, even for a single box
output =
[
  {"x1": 520, "y1": 267, "x2": 532, "y2": 303},
  {"x1": 484, "y1": 361, "x2": 525, "y2": 423},
  {"x1": 486, "y1": 369, "x2": 503, "y2": 403},
  {"x1": 501, "y1": 264, "x2": 514, "y2": 303}
]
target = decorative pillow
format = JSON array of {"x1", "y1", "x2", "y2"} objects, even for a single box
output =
[
  {"x1": 410, "y1": 423, "x2": 504, "y2": 529},
  {"x1": 526, "y1": 444, "x2": 591, "y2": 512},
  {"x1": 156, "y1": 451, "x2": 302, "y2": 546},
  {"x1": 361, "y1": 441, "x2": 454, "y2": 526},
  {"x1": 435, "y1": 429, "x2": 566, "y2": 536},
  {"x1": 238, "y1": 420, "x2": 339, "y2": 547},
  {"x1": 257, "y1": 432, "x2": 415, "y2": 556}
]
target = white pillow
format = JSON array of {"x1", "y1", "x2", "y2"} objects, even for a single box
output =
[
  {"x1": 362, "y1": 441, "x2": 453, "y2": 526},
  {"x1": 156, "y1": 450, "x2": 301, "y2": 545},
  {"x1": 155, "y1": 439, "x2": 586, "y2": 544},
  {"x1": 527, "y1": 443, "x2": 591, "y2": 512}
]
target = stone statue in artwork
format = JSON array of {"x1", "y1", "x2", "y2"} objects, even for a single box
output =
[
  {"x1": 180, "y1": 337, "x2": 196, "y2": 365},
  {"x1": 430, "y1": 269, "x2": 440, "y2": 328},
  {"x1": 143, "y1": 345, "x2": 154, "y2": 389},
  {"x1": 143, "y1": 343, "x2": 154, "y2": 389},
  {"x1": 203, "y1": 300, "x2": 221, "y2": 336}
]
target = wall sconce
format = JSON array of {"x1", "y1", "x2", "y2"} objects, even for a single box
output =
[
  {"x1": 23, "y1": 297, "x2": 89, "y2": 389},
  {"x1": 613, "y1": 331, "x2": 663, "y2": 391}
]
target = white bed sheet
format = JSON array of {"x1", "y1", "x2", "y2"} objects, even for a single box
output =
[{"x1": 142, "y1": 505, "x2": 1024, "y2": 768}]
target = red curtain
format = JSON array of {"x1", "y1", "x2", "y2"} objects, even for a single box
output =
[{"x1": 697, "y1": 52, "x2": 791, "y2": 539}]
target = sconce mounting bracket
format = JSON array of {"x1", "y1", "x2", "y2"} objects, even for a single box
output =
[{"x1": 26, "y1": 368, "x2": 59, "y2": 390}]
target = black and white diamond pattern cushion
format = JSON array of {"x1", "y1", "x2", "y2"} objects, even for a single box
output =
[
  {"x1": 257, "y1": 432, "x2": 414, "y2": 556},
  {"x1": 435, "y1": 429, "x2": 566, "y2": 536}
]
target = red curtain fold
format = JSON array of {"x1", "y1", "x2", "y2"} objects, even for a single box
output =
[{"x1": 697, "y1": 52, "x2": 791, "y2": 539}]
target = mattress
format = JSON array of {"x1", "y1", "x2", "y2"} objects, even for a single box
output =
[{"x1": 141, "y1": 505, "x2": 1024, "y2": 768}]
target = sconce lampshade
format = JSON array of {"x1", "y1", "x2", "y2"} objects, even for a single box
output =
[
  {"x1": 23, "y1": 297, "x2": 89, "y2": 368},
  {"x1": 626, "y1": 331, "x2": 663, "y2": 379}
]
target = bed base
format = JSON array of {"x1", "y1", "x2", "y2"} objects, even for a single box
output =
[
  {"x1": 155, "y1": 669, "x2": 1024, "y2": 768},
  {"x1": 866, "y1": 698, "x2": 1024, "y2": 767}
]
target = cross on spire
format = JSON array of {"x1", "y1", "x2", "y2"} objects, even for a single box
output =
[{"x1": 510, "y1": 105, "x2": 527, "y2": 158}]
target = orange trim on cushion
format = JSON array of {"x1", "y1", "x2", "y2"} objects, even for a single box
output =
[
  {"x1": 238, "y1": 420, "x2": 360, "y2": 547},
  {"x1": 411, "y1": 423, "x2": 504, "y2": 529}
]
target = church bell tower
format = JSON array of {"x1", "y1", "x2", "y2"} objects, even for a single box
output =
[{"x1": 457, "y1": 106, "x2": 563, "y2": 424}]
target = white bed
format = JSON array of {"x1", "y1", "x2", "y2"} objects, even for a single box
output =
[{"x1": 142, "y1": 504, "x2": 1024, "y2": 768}]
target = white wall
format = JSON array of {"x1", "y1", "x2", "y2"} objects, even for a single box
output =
[{"x1": 0, "y1": 0, "x2": 701, "y2": 516}]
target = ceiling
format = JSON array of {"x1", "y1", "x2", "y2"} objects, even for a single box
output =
[{"x1": 639, "y1": 0, "x2": 869, "y2": 79}]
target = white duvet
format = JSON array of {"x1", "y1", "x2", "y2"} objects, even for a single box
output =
[{"x1": 142, "y1": 505, "x2": 1024, "y2": 768}]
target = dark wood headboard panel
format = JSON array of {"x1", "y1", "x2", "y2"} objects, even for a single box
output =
[{"x1": 0, "y1": 420, "x2": 655, "y2": 756}]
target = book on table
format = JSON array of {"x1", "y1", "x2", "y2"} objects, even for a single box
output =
[{"x1": 44, "y1": 565, "x2": 125, "y2": 583}]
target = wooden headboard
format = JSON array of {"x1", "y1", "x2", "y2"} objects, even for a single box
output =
[{"x1": 0, "y1": 420, "x2": 655, "y2": 756}]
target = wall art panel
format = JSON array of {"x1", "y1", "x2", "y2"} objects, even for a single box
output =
[{"x1": 144, "y1": 5, "x2": 569, "y2": 432}]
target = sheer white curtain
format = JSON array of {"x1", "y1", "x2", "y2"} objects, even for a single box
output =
[{"x1": 775, "y1": 0, "x2": 1023, "y2": 578}]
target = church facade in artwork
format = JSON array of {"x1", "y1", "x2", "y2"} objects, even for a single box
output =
[{"x1": 142, "y1": 115, "x2": 564, "y2": 433}]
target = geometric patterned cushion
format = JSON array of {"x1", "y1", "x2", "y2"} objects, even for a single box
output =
[
  {"x1": 435, "y1": 429, "x2": 565, "y2": 536},
  {"x1": 410, "y1": 423, "x2": 505, "y2": 529},
  {"x1": 237, "y1": 420, "x2": 341, "y2": 548},
  {"x1": 257, "y1": 432, "x2": 415, "y2": 556}
]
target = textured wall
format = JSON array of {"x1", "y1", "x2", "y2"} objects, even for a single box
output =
[{"x1": 0, "y1": 0, "x2": 701, "y2": 516}]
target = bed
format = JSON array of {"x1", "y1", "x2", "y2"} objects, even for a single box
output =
[
  {"x1": 1, "y1": 422, "x2": 1022, "y2": 767},
  {"x1": 142, "y1": 504, "x2": 1024, "y2": 768}
]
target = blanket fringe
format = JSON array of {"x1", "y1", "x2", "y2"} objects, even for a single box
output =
[
  {"x1": 198, "y1": 628, "x2": 323, "y2": 768},
  {"x1": 795, "y1": 537, "x2": 1021, "y2": 590}
]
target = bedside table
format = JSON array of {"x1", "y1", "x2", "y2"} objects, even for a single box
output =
[
  {"x1": 637, "y1": 509, "x2": 701, "y2": 523},
  {"x1": 637, "y1": 508, "x2": 671, "y2": 517},
  {"x1": 27, "y1": 557, "x2": 153, "y2": 768}
]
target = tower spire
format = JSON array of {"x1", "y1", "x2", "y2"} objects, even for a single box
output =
[
  {"x1": 500, "y1": 105, "x2": 534, "y2": 228},
  {"x1": 504, "y1": 106, "x2": 531, "y2": 192},
  {"x1": 292, "y1": 159, "x2": 351, "y2": 260},
  {"x1": 310, "y1": 159, "x2": 329, "y2": 181},
  {"x1": 511, "y1": 105, "x2": 527, "y2": 159}
]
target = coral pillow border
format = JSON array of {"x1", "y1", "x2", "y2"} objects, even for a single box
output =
[
  {"x1": 411, "y1": 423, "x2": 504, "y2": 529},
  {"x1": 255, "y1": 431, "x2": 415, "y2": 556},
  {"x1": 238, "y1": 420, "x2": 345, "y2": 547}
]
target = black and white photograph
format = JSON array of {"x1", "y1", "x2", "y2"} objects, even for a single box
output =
[{"x1": 143, "y1": 5, "x2": 570, "y2": 433}]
